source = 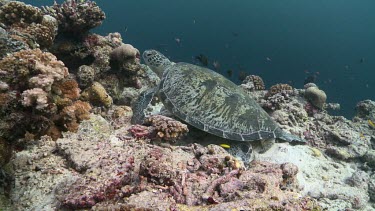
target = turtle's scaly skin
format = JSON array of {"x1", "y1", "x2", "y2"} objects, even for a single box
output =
[
  {"x1": 138, "y1": 50, "x2": 305, "y2": 143},
  {"x1": 159, "y1": 62, "x2": 284, "y2": 141}
]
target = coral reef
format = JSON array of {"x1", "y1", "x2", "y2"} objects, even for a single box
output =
[
  {"x1": 42, "y1": 0, "x2": 105, "y2": 35},
  {"x1": 355, "y1": 99, "x2": 375, "y2": 120},
  {"x1": 76, "y1": 65, "x2": 95, "y2": 88},
  {"x1": 0, "y1": 138, "x2": 11, "y2": 167},
  {"x1": 81, "y1": 81, "x2": 113, "y2": 108},
  {"x1": 240, "y1": 74, "x2": 265, "y2": 92},
  {"x1": 0, "y1": 49, "x2": 90, "y2": 141},
  {"x1": 129, "y1": 115, "x2": 189, "y2": 142},
  {"x1": 304, "y1": 86, "x2": 327, "y2": 109},
  {"x1": 0, "y1": 1, "x2": 43, "y2": 25},
  {"x1": 0, "y1": 2, "x2": 58, "y2": 49},
  {"x1": 2, "y1": 1, "x2": 375, "y2": 211},
  {"x1": 264, "y1": 83, "x2": 293, "y2": 99},
  {"x1": 110, "y1": 43, "x2": 141, "y2": 74},
  {"x1": 7, "y1": 115, "x2": 322, "y2": 210},
  {"x1": 0, "y1": 26, "x2": 28, "y2": 58}
]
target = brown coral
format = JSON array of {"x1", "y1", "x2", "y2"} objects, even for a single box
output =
[
  {"x1": 81, "y1": 82, "x2": 113, "y2": 108},
  {"x1": 59, "y1": 100, "x2": 91, "y2": 132},
  {"x1": 241, "y1": 75, "x2": 265, "y2": 91},
  {"x1": 144, "y1": 115, "x2": 189, "y2": 142},
  {"x1": 10, "y1": 21, "x2": 56, "y2": 48},
  {"x1": 265, "y1": 83, "x2": 293, "y2": 99},
  {"x1": 0, "y1": 48, "x2": 68, "y2": 91},
  {"x1": 56, "y1": 79, "x2": 81, "y2": 100},
  {"x1": 0, "y1": 1, "x2": 43, "y2": 25},
  {"x1": 42, "y1": 0, "x2": 105, "y2": 35}
]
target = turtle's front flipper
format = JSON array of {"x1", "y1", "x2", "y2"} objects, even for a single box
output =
[{"x1": 131, "y1": 87, "x2": 157, "y2": 124}]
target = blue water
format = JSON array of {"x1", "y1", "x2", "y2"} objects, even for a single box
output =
[{"x1": 21, "y1": 0, "x2": 375, "y2": 118}]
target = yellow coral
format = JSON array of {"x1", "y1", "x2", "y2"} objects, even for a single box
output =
[{"x1": 81, "y1": 82, "x2": 113, "y2": 108}]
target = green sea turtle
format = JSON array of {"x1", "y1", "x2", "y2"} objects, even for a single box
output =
[{"x1": 132, "y1": 50, "x2": 305, "y2": 143}]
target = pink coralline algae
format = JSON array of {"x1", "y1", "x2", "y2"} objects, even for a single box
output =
[
  {"x1": 60, "y1": 156, "x2": 135, "y2": 209},
  {"x1": 129, "y1": 115, "x2": 189, "y2": 142}
]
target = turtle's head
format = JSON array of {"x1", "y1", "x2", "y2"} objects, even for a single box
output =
[{"x1": 143, "y1": 50, "x2": 173, "y2": 77}]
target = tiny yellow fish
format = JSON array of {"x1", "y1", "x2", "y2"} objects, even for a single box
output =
[
  {"x1": 219, "y1": 144, "x2": 230, "y2": 149},
  {"x1": 359, "y1": 133, "x2": 365, "y2": 139},
  {"x1": 368, "y1": 120, "x2": 375, "y2": 129}
]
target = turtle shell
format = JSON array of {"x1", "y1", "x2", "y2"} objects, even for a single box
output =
[{"x1": 158, "y1": 62, "x2": 283, "y2": 141}]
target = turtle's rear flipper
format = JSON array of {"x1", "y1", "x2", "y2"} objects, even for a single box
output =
[{"x1": 131, "y1": 87, "x2": 157, "y2": 124}]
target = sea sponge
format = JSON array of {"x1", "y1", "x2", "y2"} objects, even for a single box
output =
[
  {"x1": 144, "y1": 115, "x2": 189, "y2": 142},
  {"x1": 304, "y1": 86, "x2": 327, "y2": 109},
  {"x1": 265, "y1": 83, "x2": 293, "y2": 99},
  {"x1": 110, "y1": 44, "x2": 140, "y2": 63},
  {"x1": 110, "y1": 44, "x2": 141, "y2": 73},
  {"x1": 0, "y1": 1, "x2": 43, "y2": 25},
  {"x1": 81, "y1": 82, "x2": 113, "y2": 108}
]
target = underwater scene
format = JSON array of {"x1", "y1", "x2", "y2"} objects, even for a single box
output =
[{"x1": 0, "y1": 0, "x2": 375, "y2": 210}]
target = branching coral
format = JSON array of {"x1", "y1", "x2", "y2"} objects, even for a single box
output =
[
  {"x1": 265, "y1": 83, "x2": 293, "y2": 99},
  {"x1": 240, "y1": 75, "x2": 265, "y2": 92},
  {"x1": 0, "y1": 49, "x2": 90, "y2": 141}
]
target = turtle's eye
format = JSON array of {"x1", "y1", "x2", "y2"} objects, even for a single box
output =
[{"x1": 146, "y1": 53, "x2": 153, "y2": 57}]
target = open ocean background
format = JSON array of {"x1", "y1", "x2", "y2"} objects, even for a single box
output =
[{"x1": 22, "y1": 0, "x2": 375, "y2": 118}]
